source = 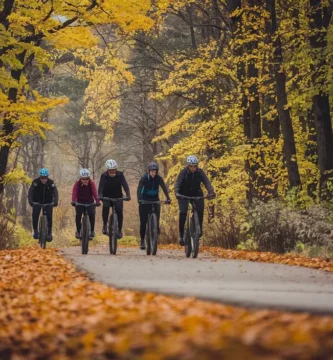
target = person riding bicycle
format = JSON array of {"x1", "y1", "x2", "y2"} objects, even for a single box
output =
[
  {"x1": 98, "y1": 159, "x2": 131, "y2": 238},
  {"x1": 175, "y1": 155, "x2": 215, "y2": 246},
  {"x1": 71, "y1": 169, "x2": 101, "y2": 240},
  {"x1": 137, "y1": 161, "x2": 171, "y2": 250},
  {"x1": 28, "y1": 168, "x2": 58, "y2": 241}
]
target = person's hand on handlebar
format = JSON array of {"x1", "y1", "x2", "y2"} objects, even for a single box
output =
[
  {"x1": 165, "y1": 199, "x2": 171, "y2": 204},
  {"x1": 71, "y1": 201, "x2": 76, "y2": 207},
  {"x1": 175, "y1": 193, "x2": 182, "y2": 199},
  {"x1": 207, "y1": 192, "x2": 216, "y2": 200}
]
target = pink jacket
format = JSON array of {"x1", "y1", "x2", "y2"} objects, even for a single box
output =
[{"x1": 72, "y1": 179, "x2": 100, "y2": 204}]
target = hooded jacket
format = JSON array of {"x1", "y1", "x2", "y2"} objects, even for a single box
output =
[{"x1": 137, "y1": 173, "x2": 170, "y2": 201}]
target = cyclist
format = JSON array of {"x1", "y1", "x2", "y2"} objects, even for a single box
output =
[
  {"x1": 137, "y1": 161, "x2": 171, "y2": 250},
  {"x1": 28, "y1": 168, "x2": 58, "y2": 241},
  {"x1": 71, "y1": 169, "x2": 101, "y2": 240},
  {"x1": 175, "y1": 155, "x2": 215, "y2": 246},
  {"x1": 98, "y1": 159, "x2": 131, "y2": 238}
]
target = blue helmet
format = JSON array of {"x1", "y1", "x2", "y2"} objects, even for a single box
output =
[
  {"x1": 39, "y1": 168, "x2": 49, "y2": 177},
  {"x1": 186, "y1": 155, "x2": 199, "y2": 165}
]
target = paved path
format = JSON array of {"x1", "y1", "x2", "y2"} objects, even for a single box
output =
[{"x1": 62, "y1": 246, "x2": 333, "y2": 314}]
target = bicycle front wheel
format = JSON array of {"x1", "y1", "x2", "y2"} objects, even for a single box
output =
[
  {"x1": 190, "y1": 212, "x2": 201, "y2": 258},
  {"x1": 145, "y1": 218, "x2": 151, "y2": 255},
  {"x1": 109, "y1": 213, "x2": 118, "y2": 255},
  {"x1": 39, "y1": 215, "x2": 48, "y2": 249},
  {"x1": 81, "y1": 215, "x2": 90, "y2": 255},
  {"x1": 184, "y1": 216, "x2": 191, "y2": 258},
  {"x1": 149, "y1": 213, "x2": 158, "y2": 256}
]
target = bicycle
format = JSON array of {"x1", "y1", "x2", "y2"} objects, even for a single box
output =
[
  {"x1": 178, "y1": 195, "x2": 208, "y2": 258},
  {"x1": 139, "y1": 200, "x2": 168, "y2": 256},
  {"x1": 74, "y1": 202, "x2": 96, "y2": 255},
  {"x1": 33, "y1": 202, "x2": 53, "y2": 249},
  {"x1": 102, "y1": 197, "x2": 130, "y2": 255}
]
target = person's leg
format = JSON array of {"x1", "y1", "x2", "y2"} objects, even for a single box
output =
[
  {"x1": 178, "y1": 199, "x2": 189, "y2": 245},
  {"x1": 102, "y1": 205, "x2": 109, "y2": 234},
  {"x1": 87, "y1": 205, "x2": 96, "y2": 231},
  {"x1": 46, "y1": 206, "x2": 53, "y2": 241},
  {"x1": 76, "y1": 206, "x2": 84, "y2": 232},
  {"x1": 115, "y1": 201, "x2": 123, "y2": 232},
  {"x1": 155, "y1": 203, "x2": 161, "y2": 235},
  {"x1": 196, "y1": 198, "x2": 204, "y2": 237},
  {"x1": 32, "y1": 206, "x2": 41, "y2": 238},
  {"x1": 139, "y1": 204, "x2": 149, "y2": 249}
]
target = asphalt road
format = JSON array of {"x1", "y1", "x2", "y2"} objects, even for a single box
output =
[{"x1": 62, "y1": 246, "x2": 333, "y2": 314}]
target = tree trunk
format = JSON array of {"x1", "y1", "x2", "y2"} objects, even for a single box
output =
[
  {"x1": 268, "y1": 0, "x2": 301, "y2": 189},
  {"x1": 308, "y1": 0, "x2": 333, "y2": 200}
]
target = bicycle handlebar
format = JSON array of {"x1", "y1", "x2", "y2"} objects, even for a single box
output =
[
  {"x1": 139, "y1": 200, "x2": 169, "y2": 204},
  {"x1": 102, "y1": 197, "x2": 130, "y2": 202},
  {"x1": 33, "y1": 202, "x2": 54, "y2": 207},
  {"x1": 75, "y1": 202, "x2": 97, "y2": 207},
  {"x1": 177, "y1": 195, "x2": 209, "y2": 200}
]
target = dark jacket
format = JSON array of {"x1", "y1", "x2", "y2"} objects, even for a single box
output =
[
  {"x1": 28, "y1": 178, "x2": 59, "y2": 205},
  {"x1": 174, "y1": 167, "x2": 214, "y2": 197},
  {"x1": 137, "y1": 174, "x2": 170, "y2": 201},
  {"x1": 98, "y1": 171, "x2": 130, "y2": 199},
  {"x1": 72, "y1": 179, "x2": 99, "y2": 203}
]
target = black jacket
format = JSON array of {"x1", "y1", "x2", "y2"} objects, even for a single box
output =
[
  {"x1": 174, "y1": 167, "x2": 214, "y2": 197},
  {"x1": 28, "y1": 178, "x2": 59, "y2": 205},
  {"x1": 98, "y1": 171, "x2": 130, "y2": 198},
  {"x1": 137, "y1": 174, "x2": 170, "y2": 201}
]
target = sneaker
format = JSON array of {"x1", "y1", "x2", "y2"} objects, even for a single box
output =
[
  {"x1": 179, "y1": 237, "x2": 185, "y2": 246},
  {"x1": 46, "y1": 234, "x2": 53, "y2": 242},
  {"x1": 75, "y1": 231, "x2": 81, "y2": 239},
  {"x1": 117, "y1": 231, "x2": 123, "y2": 239},
  {"x1": 140, "y1": 238, "x2": 145, "y2": 250},
  {"x1": 89, "y1": 231, "x2": 95, "y2": 240},
  {"x1": 33, "y1": 229, "x2": 39, "y2": 240},
  {"x1": 102, "y1": 223, "x2": 108, "y2": 235}
]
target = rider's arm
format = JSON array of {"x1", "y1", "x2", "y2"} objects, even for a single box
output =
[
  {"x1": 90, "y1": 180, "x2": 100, "y2": 203},
  {"x1": 137, "y1": 176, "x2": 144, "y2": 201},
  {"x1": 174, "y1": 168, "x2": 186, "y2": 195},
  {"x1": 28, "y1": 181, "x2": 35, "y2": 206},
  {"x1": 72, "y1": 181, "x2": 78, "y2": 202},
  {"x1": 97, "y1": 173, "x2": 105, "y2": 198},
  {"x1": 200, "y1": 170, "x2": 215, "y2": 195},
  {"x1": 121, "y1": 174, "x2": 131, "y2": 198},
  {"x1": 160, "y1": 177, "x2": 171, "y2": 201},
  {"x1": 52, "y1": 182, "x2": 59, "y2": 205}
]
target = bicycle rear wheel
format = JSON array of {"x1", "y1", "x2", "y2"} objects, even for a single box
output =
[
  {"x1": 109, "y1": 213, "x2": 118, "y2": 255},
  {"x1": 145, "y1": 219, "x2": 151, "y2": 255},
  {"x1": 184, "y1": 216, "x2": 191, "y2": 258},
  {"x1": 149, "y1": 213, "x2": 158, "y2": 256},
  {"x1": 81, "y1": 215, "x2": 90, "y2": 255},
  {"x1": 39, "y1": 215, "x2": 47, "y2": 249},
  {"x1": 190, "y1": 212, "x2": 201, "y2": 258}
]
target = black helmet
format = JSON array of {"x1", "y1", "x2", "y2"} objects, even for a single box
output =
[{"x1": 147, "y1": 161, "x2": 159, "y2": 171}]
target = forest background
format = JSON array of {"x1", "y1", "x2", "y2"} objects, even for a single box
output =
[{"x1": 1, "y1": 0, "x2": 333, "y2": 258}]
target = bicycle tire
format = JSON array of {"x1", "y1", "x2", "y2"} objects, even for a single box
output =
[
  {"x1": 190, "y1": 212, "x2": 201, "y2": 258},
  {"x1": 145, "y1": 218, "x2": 151, "y2": 255},
  {"x1": 81, "y1": 214, "x2": 90, "y2": 255},
  {"x1": 109, "y1": 213, "x2": 118, "y2": 255},
  {"x1": 184, "y1": 216, "x2": 191, "y2": 258},
  {"x1": 150, "y1": 213, "x2": 158, "y2": 255},
  {"x1": 39, "y1": 215, "x2": 48, "y2": 249}
]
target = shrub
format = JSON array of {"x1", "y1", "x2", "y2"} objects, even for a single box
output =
[{"x1": 0, "y1": 207, "x2": 18, "y2": 249}]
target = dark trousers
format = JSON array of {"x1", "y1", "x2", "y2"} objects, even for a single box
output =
[
  {"x1": 76, "y1": 204, "x2": 96, "y2": 232},
  {"x1": 178, "y1": 198, "x2": 204, "y2": 239},
  {"x1": 32, "y1": 206, "x2": 53, "y2": 231},
  {"x1": 102, "y1": 201, "x2": 123, "y2": 231},
  {"x1": 139, "y1": 203, "x2": 160, "y2": 240}
]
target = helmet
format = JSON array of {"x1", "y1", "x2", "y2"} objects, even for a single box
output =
[
  {"x1": 186, "y1": 155, "x2": 199, "y2": 165},
  {"x1": 79, "y1": 168, "x2": 90, "y2": 178},
  {"x1": 105, "y1": 159, "x2": 118, "y2": 170},
  {"x1": 147, "y1": 161, "x2": 159, "y2": 171},
  {"x1": 39, "y1": 168, "x2": 49, "y2": 177}
]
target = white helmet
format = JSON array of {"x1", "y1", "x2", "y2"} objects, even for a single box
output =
[
  {"x1": 105, "y1": 159, "x2": 118, "y2": 170},
  {"x1": 187, "y1": 155, "x2": 199, "y2": 165},
  {"x1": 79, "y1": 168, "x2": 90, "y2": 178}
]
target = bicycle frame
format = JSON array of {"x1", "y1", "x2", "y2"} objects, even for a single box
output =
[
  {"x1": 75, "y1": 202, "x2": 96, "y2": 255},
  {"x1": 33, "y1": 202, "x2": 53, "y2": 249},
  {"x1": 102, "y1": 197, "x2": 129, "y2": 255}
]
